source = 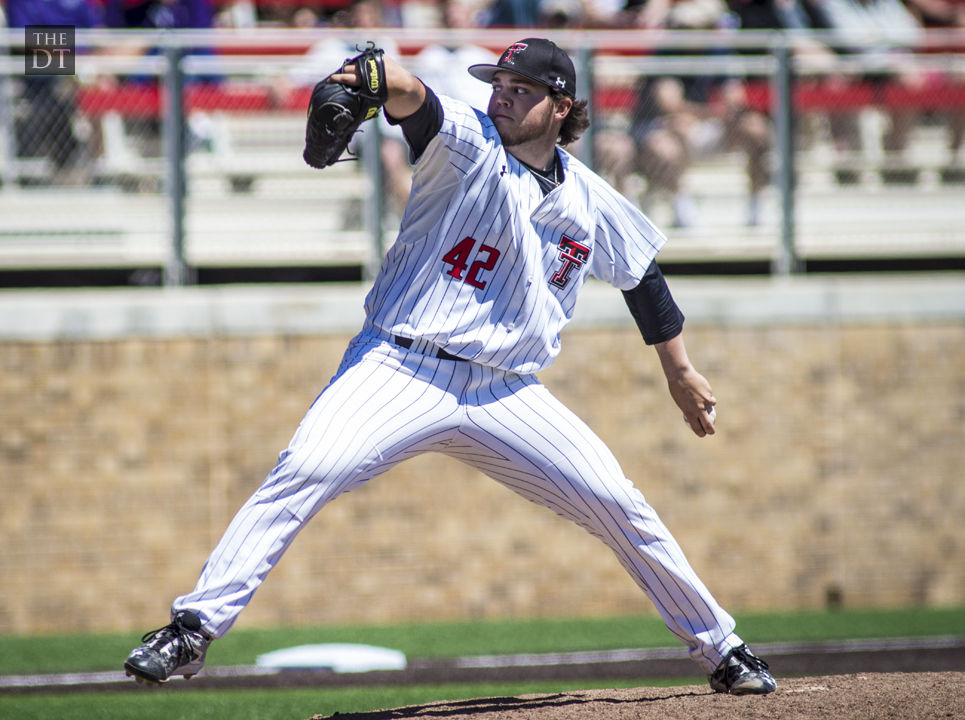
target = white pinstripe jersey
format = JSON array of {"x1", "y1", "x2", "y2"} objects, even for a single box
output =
[{"x1": 363, "y1": 94, "x2": 667, "y2": 374}]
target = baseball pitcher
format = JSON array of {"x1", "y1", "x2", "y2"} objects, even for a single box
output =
[{"x1": 124, "y1": 38, "x2": 776, "y2": 696}]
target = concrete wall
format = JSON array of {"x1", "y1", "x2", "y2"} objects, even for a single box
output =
[{"x1": 1, "y1": 274, "x2": 962, "y2": 635}]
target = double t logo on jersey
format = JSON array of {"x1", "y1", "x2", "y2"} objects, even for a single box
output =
[{"x1": 550, "y1": 236, "x2": 590, "y2": 289}]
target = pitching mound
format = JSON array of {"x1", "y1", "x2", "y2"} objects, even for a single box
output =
[{"x1": 309, "y1": 672, "x2": 964, "y2": 720}]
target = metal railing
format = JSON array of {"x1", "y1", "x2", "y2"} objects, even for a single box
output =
[{"x1": 2, "y1": 28, "x2": 963, "y2": 284}]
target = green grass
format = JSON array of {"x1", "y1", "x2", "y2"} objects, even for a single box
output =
[
  {"x1": 0, "y1": 679, "x2": 673, "y2": 720},
  {"x1": 2, "y1": 606, "x2": 963, "y2": 675},
  {"x1": 1, "y1": 607, "x2": 962, "y2": 720}
]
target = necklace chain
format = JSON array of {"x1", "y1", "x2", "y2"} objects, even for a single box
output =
[{"x1": 528, "y1": 157, "x2": 560, "y2": 187}]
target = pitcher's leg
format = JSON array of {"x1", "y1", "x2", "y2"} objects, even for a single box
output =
[
  {"x1": 174, "y1": 343, "x2": 464, "y2": 637},
  {"x1": 461, "y1": 373, "x2": 740, "y2": 673}
]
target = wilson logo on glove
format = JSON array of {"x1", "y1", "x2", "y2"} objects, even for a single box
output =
[{"x1": 365, "y1": 57, "x2": 383, "y2": 95}]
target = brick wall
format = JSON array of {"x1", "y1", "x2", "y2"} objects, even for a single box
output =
[{"x1": 2, "y1": 313, "x2": 962, "y2": 635}]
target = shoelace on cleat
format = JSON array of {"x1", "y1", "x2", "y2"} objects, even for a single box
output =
[
  {"x1": 139, "y1": 616, "x2": 203, "y2": 664},
  {"x1": 729, "y1": 645, "x2": 770, "y2": 673}
]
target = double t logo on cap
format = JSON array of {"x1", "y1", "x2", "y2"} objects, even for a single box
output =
[{"x1": 469, "y1": 38, "x2": 577, "y2": 99}]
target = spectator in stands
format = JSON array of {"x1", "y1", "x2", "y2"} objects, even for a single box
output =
[
  {"x1": 595, "y1": 0, "x2": 773, "y2": 227},
  {"x1": 481, "y1": 0, "x2": 544, "y2": 25},
  {"x1": 904, "y1": 0, "x2": 965, "y2": 23},
  {"x1": 410, "y1": 0, "x2": 498, "y2": 111},
  {"x1": 104, "y1": 0, "x2": 218, "y2": 78},
  {"x1": 729, "y1": 0, "x2": 821, "y2": 27},
  {"x1": 534, "y1": 0, "x2": 627, "y2": 26},
  {"x1": 902, "y1": 0, "x2": 965, "y2": 182},
  {"x1": 212, "y1": 0, "x2": 259, "y2": 28},
  {"x1": 104, "y1": 0, "x2": 215, "y2": 29},
  {"x1": 730, "y1": 0, "x2": 931, "y2": 184},
  {"x1": 281, "y1": 0, "x2": 413, "y2": 220},
  {"x1": 289, "y1": 5, "x2": 322, "y2": 28},
  {"x1": 727, "y1": 0, "x2": 850, "y2": 165},
  {"x1": 812, "y1": 0, "x2": 927, "y2": 183},
  {"x1": 5, "y1": 0, "x2": 106, "y2": 184},
  {"x1": 728, "y1": 0, "x2": 836, "y2": 56},
  {"x1": 903, "y1": 0, "x2": 965, "y2": 26},
  {"x1": 103, "y1": 0, "x2": 219, "y2": 163}
]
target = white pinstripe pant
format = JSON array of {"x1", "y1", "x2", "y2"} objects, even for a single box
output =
[{"x1": 174, "y1": 331, "x2": 742, "y2": 672}]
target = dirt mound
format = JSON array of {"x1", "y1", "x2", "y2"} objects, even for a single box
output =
[{"x1": 309, "y1": 672, "x2": 964, "y2": 720}]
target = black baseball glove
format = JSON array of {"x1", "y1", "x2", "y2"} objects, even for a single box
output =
[{"x1": 303, "y1": 44, "x2": 388, "y2": 169}]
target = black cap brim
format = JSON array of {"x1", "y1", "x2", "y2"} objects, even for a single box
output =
[{"x1": 468, "y1": 63, "x2": 551, "y2": 93}]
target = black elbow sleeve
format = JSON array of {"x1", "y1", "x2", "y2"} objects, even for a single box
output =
[{"x1": 621, "y1": 263, "x2": 685, "y2": 345}]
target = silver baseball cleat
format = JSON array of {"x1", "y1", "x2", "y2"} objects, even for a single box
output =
[
  {"x1": 709, "y1": 644, "x2": 777, "y2": 695},
  {"x1": 124, "y1": 610, "x2": 212, "y2": 685}
]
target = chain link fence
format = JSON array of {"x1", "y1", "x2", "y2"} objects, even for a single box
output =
[{"x1": 1, "y1": 28, "x2": 964, "y2": 284}]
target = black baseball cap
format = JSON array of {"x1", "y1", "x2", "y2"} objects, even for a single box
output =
[{"x1": 468, "y1": 38, "x2": 576, "y2": 98}]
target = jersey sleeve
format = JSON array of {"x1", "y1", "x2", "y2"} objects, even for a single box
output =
[
  {"x1": 587, "y1": 177, "x2": 668, "y2": 291},
  {"x1": 427, "y1": 95, "x2": 499, "y2": 173},
  {"x1": 386, "y1": 88, "x2": 491, "y2": 168}
]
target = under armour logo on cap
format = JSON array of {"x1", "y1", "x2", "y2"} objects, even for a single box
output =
[{"x1": 468, "y1": 38, "x2": 577, "y2": 99}]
